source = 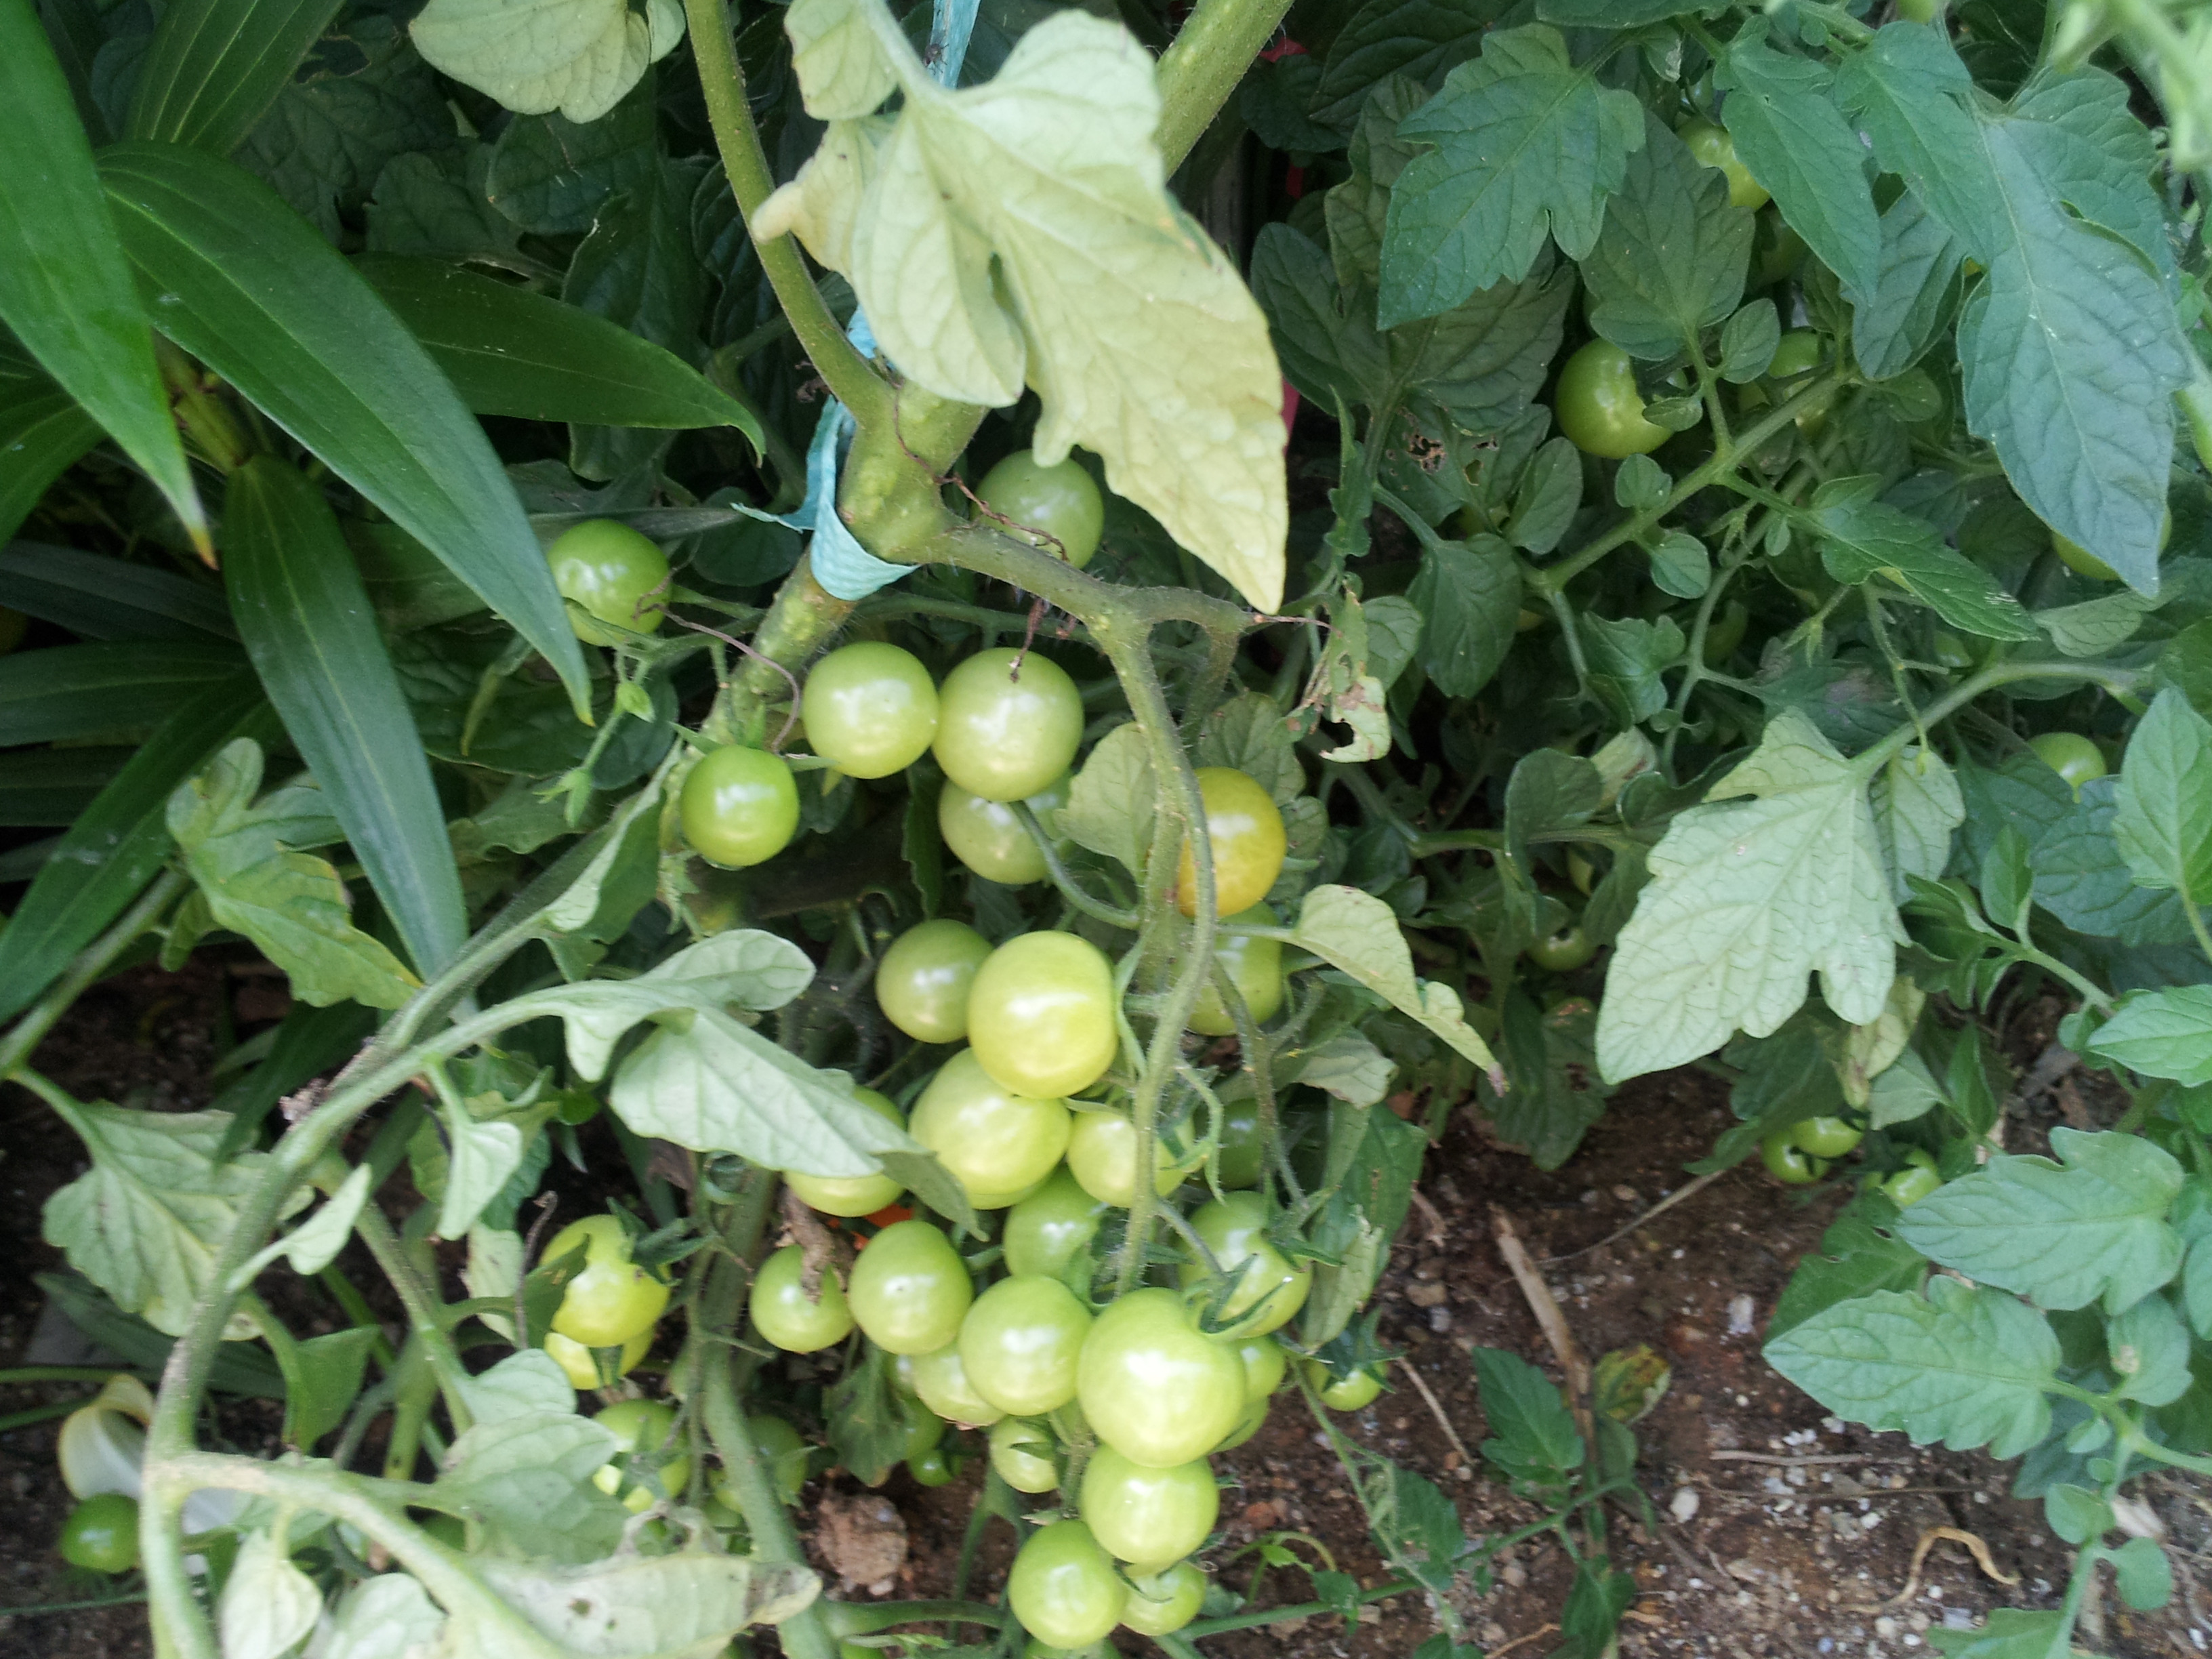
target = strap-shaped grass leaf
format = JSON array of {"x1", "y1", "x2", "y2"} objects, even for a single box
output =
[
  {"x1": 224, "y1": 455, "x2": 468, "y2": 977},
  {"x1": 1714, "y1": 30, "x2": 1880, "y2": 300},
  {"x1": 0, "y1": 1, "x2": 205, "y2": 551},
  {"x1": 1896, "y1": 1128, "x2": 2184, "y2": 1313},
  {"x1": 97, "y1": 143, "x2": 590, "y2": 712},
  {"x1": 2112, "y1": 688, "x2": 2212, "y2": 905},
  {"x1": 0, "y1": 747, "x2": 133, "y2": 827},
  {"x1": 127, "y1": 0, "x2": 344, "y2": 155},
  {"x1": 357, "y1": 254, "x2": 762, "y2": 442},
  {"x1": 0, "y1": 674, "x2": 266, "y2": 1022},
  {"x1": 1579, "y1": 116, "x2": 1753, "y2": 361},
  {"x1": 1381, "y1": 25, "x2": 1643, "y2": 327},
  {"x1": 0, "y1": 541, "x2": 237, "y2": 641},
  {"x1": 0, "y1": 638, "x2": 248, "y2": 745},
  {"x1": 1763, "y1": 1277, "x2": 2059, "y2": 1458},
  {"x1": 0, "y1": 344, "x2": 104, "y2": 544}
]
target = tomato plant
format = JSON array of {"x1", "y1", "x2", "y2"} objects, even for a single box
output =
[
  {"x1": 1078, "y1": 1444, "x2": 1220, "y2": 1571},
  {"x1": 874, "y1": 919, "x2": 994, "y2": 1044},
  {"x1": 1181, "y1": 1191, "x2": 1310, "y2": 1338},
  {"x1": 1076, "y1": 1288, "x2": 1246, "y2": 1468},
  {"x1": 801, "y1": 641, "x2": 939, "y2": 779},
  {"x1": 964, "y1": 930, "x2": 1118, "y2": 1100},
  {"x1": 1553, "y1": 340, "x2": 1670, "y2": 458},
  {"x1": 544, "y1": 1215, "x2": 670, "y2": 1351},
  {"x1": 846, "y1": 1220, "x2": 973, "y2": 1355},
  {"x1": 680, "y1": 745, "x2": 802, "y2": 868},
  {"x1": 932, "y1": 649, "x2": 1085, "y2": 803},
  {"x1": 1008, "y1": 1519, "x2": 1124, "y2": 1650},
  {"x1": 1174, "y1": 768, "x2": 1287, "y2": 916},
  {"x1": 59, "y1": 1493, "x2": 140, "y2": 1574},
  {"x1": 977, "y1": 450, "x2": 1105, "y2": 569},
  {"x1": 545, "y1": 520, "x2": 670, "y2": 645},
  {"x1": 750, "y1": 1243, "x2": 856, "y2": 1353},
  {"x1": 591, "y1": 1398, "x2": 691, "y2": 1511},
  {"x1": 909, "y1": 1047, "x2": 1073, "y2": 1208}
]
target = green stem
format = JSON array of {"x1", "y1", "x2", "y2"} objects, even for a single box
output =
[
  {"x1": 0, "y1": 867, "x2": 188, "y2": 1081},
  {"x1": 820, "y1": 1601, "x2": 1006, "y2": 1635},
  {"x1": 1152, "y1": 0, "x2": 1296, "y2": 169},
  {"x1": 0, "y1": 1366, "x2": 155, "y2": 1386},
  {"x1": 352, "y1": 1203, "x2": 474, "y2": 1438},
  {"x1": 1012, "y1": 802, "x2": 1140, "y2": 928},
  {"x1": 1858, "y1": 660, "x2": 2148, "y2": 777}
]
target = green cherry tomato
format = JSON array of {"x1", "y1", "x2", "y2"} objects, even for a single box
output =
[
  {"x1": 748, "y1": 1414, "x2": 810, "y2": 1504},
  {"x1": 1932, "y1": 631, "x2": 1977, "y2": 670},
  {"x1": 1761, "y1": 1131, "x2": 1828, "y2": 1184},
  {"x1": 939, "y1": 775, "x2": 1071, "y2": 886},
  {"x1": 2028, "y1": 732, "x2": 2108, "y2": 795},
  {"x1": 911, "y1": 1048, "x2": 1073, "y2": 1208},
  {"x1": 750, "y1": 1244, "x2": 855, "y2": 1353},
  {"x1": 990, "y1": 1418, "x2": 1062, "y2": 1493},
  {"x1": 592, "y1": 1399, "x2": 691, "y2": 1512},
  {"x1": 546, "y1": 520, "x2": 668, "y2": 645},
  {"x1": 1767, "y1": 328, "x2": 1824, "y2": 381},
  {"x1": 959, "y1": 1275, "x2": 1094, "y2": 1415},
  {"x1": 1751, "y1": 208, "x2": 1808, "y2": 287},
  {"x1": 848, "y1": 1219, "x2": 974, "y2": 1355},
  {"x1": 785, "y1": 1088, "x2": 907, "y2": 1217},
  {"x1": 901, "y1": 1402, "x2": 947, "y2": 1460},
  {"x1": 979, "y1": 450, "x2": 1105, "y2": 569},
  {"x1": 1556, "y1": 340, "x2": 1669, "y2": 459},
  {"x1": 546, "y1": 1214, "x2": 671, "y2": 1350},
  {"x1": 907, "y1": 1447, "x2": 957, "y2": 1487},
  {"x1": 1882, "y1": 1148, "x2": 1943, "y2": 1208},
  {"x1": 1079, "y1": 1446, "x2": 1220, "y2": 1572},
  {"x1": 1181, "y1": 1191, "x2": 1310, "y2": 1338},
  {"x1": 1304, "y1": 1361, "x2": 1383, "y2": 1412},
  {"x1": 1189, "y1": 905, "x2": 1286, "y2": 1038},
  {"x1": 802, "y1": 642, "x2": 939, "y2": 779},
  {"x1": 1121, "y1": 1562, "x2": 1208, "y2": 1637},
  {"x1": 1702, "y1": 600, "x2": 1749, "y2": 666},
  {"x1": 1527, "y1": 925, "x2": 1596, "y2": 972},
  {"x1": 1004, "y1": 1168, "x2": 1111, "y2": 1279},
  {"x1": 1228, "y1": 1334, "x2": 1288, "y2": 1401},
  {"x1": 546, "y1": 1324, "x2": 653, "y2": 1390},
  {"x1": 1076, "y1": 1287, "x2": 1246, "y2": 1468},
  {"x1": 1067, "y1": 1111, "x2": 1197, "y2": 1207},
  {"x1": 1679, "y1": 119, "x2": 1769, "y2": 209},
  {"x1": 2053, "y1": 508, "x2": 2167, "y2": 582},
  {"x1": 1214, "y1": 1096, "x2": 1265, "y2": 1191},
  {"x1": 1176, "y1": 769, "x2": 1288, "y2": 918},
  {"x1": 912, "y1": 1340, "x2": 1005, "y2": 1426},
  {"x1": 877, "y1": 919, "x2": 994, "y2": 1045},
  {"x1": 1009, "y1": 1519, "x2": 1124, "y2": 1650},
  {"x1": 967, "y1": 932, "x2": 1118, "y2": 1100},
  {"x1": 58, "y1": 1493, "x2": 139, "y2": 1573},
  {"x1": 681, "y1": 746, "x2": 800, "y2": 869},
  {"x1": 933, "y1": 648, "x2": 1085, "y2": 803},
  {"x1": 1790, "y1": 1115, "x2": 1864, "y2": 1158}
]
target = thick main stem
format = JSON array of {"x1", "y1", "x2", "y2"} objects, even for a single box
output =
[{"x1": 1153, "y1": 0, "x2": 1297, "y2": 169}]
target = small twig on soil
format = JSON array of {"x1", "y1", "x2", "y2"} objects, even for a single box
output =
[
  {"x1": 1394, "y1": 1358, "x2": 1473, "y2": 1469},
  {"x1": 1408, "y1": 1188, "x2": 1448, "y2": 1244},
  {"x1": 1542, "y1": 1171, "x2": 1724, "y2": 1264},
  {"x1": 1708, "y1": 1450, "x2": 1914, "y2": 1466},
  {"x1": 1492, "y1": 1206, "x2": 1593, "y2": 1448},
  {"x1": 1885, "y1": 1525, "x2": 2018, "y2": 1605},
  {"x1": 1704, "y1": 1486, "x2": 1977, "y2": 1500},
  {"x1": 1488, "y1": 1622, "x2": 1559, "y2": 1659}
]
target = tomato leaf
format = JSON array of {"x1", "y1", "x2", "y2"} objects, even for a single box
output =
[
  {"x1": 98, "y1": 143, "x2": 592, "y2": 714},
  {"x1": 2030, "y1": 777, "x2": 2205, "y2": 946},
  {"x1": 2112, "y1": 688, "x2": 2212, "y2": 905},
  {"x1": 760, "y1": 1, "x2": 1287, "y2": 611},
  {"x1": 0, "y1": 0, "x2": 206, "y2": 552},
  {"x1": 1578, "y1": 117, "x2": 1753, "y2": 360},
  {"x1": 1845, "y1": 193, "x2": 1965, "y2": 382},
  {"x1": 1058, "y1": 722, "x2": 1155, "y2": 876},
  {"x1": 411, "y1": 0, "x2": 684, "y2": 123},
  {"x1": 469, "y1": 1549, "x2": 819, "y2": 1648},
  {"x1": 486, "y1": 91, "x2": 659, "y2": 236},
  {"x1": 432, "y1": 1412, "x2": 626, "y2": 1563},
  {"x1": 1809, "y1": 478, "x2": 2041, "y2": 641},
  {"x1": 1471, "y1": 1346, "x2": 1584, "y2": 1492},
  {"x1": 540, "y1": 929, "x2": 819, "y2": 1082},
  {"x1": 219, "y1": 1530, "x2": 324, "y2": 1659},
  {"x1": 1870, "y1": 746, "x2": 1964, "y2": 903},
  {"x1": 1309, "y1": 0, "x2": 1492, "y2": 131},
  {"x1": 1292, "y1": 884, "x2": 1500, "y2": 1075},
  {"x1": 2088, "y1": 988, "x2": 2212, "y2": 1088},
  {"x1": 1408, "y1": 534, "x2": 1520, "y2": 698},
  {"x1": 323, "y1": 1574, "x2": 445, "y2": 1658},
  {"x1": 1595, "y1": 710, "x2": 1901, "y2": 1082},
  {"x1": 1768, "y1": 1195, "x2": 1927, "y2": 1337},
  {"x1": 127, "y1": 0, "x2": 344, "y2": 155}
]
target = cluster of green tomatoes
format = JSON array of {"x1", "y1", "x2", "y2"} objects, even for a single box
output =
[{"x1": 1758, "y1": 1115, "x2": 1943, "y2": 1208}]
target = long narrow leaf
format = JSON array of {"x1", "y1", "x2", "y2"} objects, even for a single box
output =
[
  {"x1": 0, "y1": 347, "x2": 103, "y2": 544},
  {"x1": 224, "y1": 457, "x2": 468, "y2": 976},
  {"x1": 0, "y1": 0, "x2": 206, "y2": 551},
  {"x1": 0, "y1": 638, "x2": 247, "y2": 745},
  {"x1": 0, "y1": 542, "x2": 239, "y2": 640},
  {"x1": 96, "y1": 144, "x2": 590, "y2": 713},
  {"x1": 0, "y1": 746, "x2": 134, "y2": 825},
  {"x1": 127, "y1": 0, "x2": 344, "y2": 156},
  {"x1": 0, "y1": 673, "x2": 268, "y2": 1021}
]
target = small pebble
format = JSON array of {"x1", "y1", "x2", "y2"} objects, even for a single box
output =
[{"x1": 1670, "y1": 1486, "x2": 1700, "y2": 1522}]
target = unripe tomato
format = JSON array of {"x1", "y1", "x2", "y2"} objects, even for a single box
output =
[
  {"x1": 967, "y1": 932, "x2": 1118, "y2": 1099},
  {"x1": 545, "y1": 1214, "x2": 670, "y2": 1349},
  {"x1": 750, "y1": 1244, "x2": 855, "y2": 1353},
  {"x1": 1189, "y1": 905, "x2": 1286, "y2": 1036},
  {"x1": 902, "y1": 1404, "x2": 947, "y2": 1460},
  {"x1": 1932, "y1": 631, "x2": 1976, "y2": 670},
  {"x1": 592, "y1": 1399, "x2": 690, "y2": 1511},
  {"x1": 933, "y1": 649, "x2": 1084, "y2": 803},
  {"x1": 2052, "y1": 509, "x2": 2168, "y2": 582},
  {"x1": 1009, "y1": 1519, "x2": 1124, "y2": 1650},
  {"x1": 1303, "y1": 1361, "x2": 1383, "y2": 1412},
  {"x1": 1004, "y1": 1167, "x2": 1110, "y2": 1279},
  {"x1": 1790, "y1": 1115, "x2": 1863, "y2": 1158},
  {"x1": 681, "y1": 746, "x2": 800, "y2": 869},
  {"x1": 911, "y1": 1048, "x2": 1073, "y2": 1208},
  {"x1": 58, "y1": 1493, "x2": 138, "y2": 1573},
  {"x1": 1767, "y1": 329, "x2": 1824, "y2": 381},
  {"x1": 907, "y1": 1446, "x2": 956, "y2": 1486},
  {"x1": 1703, "y1": 600, "x2": 1749, "y2": 665},
  {"x1": 785, "y1": 1088, "x2": 907, "y2": 1216},
  {"x1": 959, "y1": 1275, "x2": 1093, "y2": 1415},
  {"x1": 1176, "y1": 769, "x2": 1288, "y2": 918},
  {"x1": 979, "y1": 450, "x2": 1105, "y2": 569},
  {"x1": 2028, "y1": 732, "x2": 2106, "y2": 795},
  {"x1": 546, "y1": 1323, "x2": 653, "y2": 1390},
  {"x1": 1121, "y1": 1561, "x2": 1208, "y2": 1637},
  {"x1": 912, "y1": 1342, "x2": 1003, "y2": 1425},
  {"x1": 989, "y1": 1418, "x2": 1061, "y2": 1493},
  {"x1": 1066, "y1": 1112, "x2": 1195, "y2": 1207},
  {"x1": 546, "y1": 520, "x2": 668, "y2": 644},
  {"x1": 1751, "y1": 209, "x2": 1808, "y2": 287},
  {"x1": 1214, "y1": 1393, "x2": 1269, "y2": 1450},
  {"x1": 848, "y1": 1219, "x2": 973, "y2": 1354},
  {"x1": 1761, "y1": 1131, "x2": 1827, "y2": 1183},
  {"x1": 877, "y1": 919, "x2": 994, "y2": 1045},
  {"x1": 1882, "y1": 1147, "x2": 1943, "y2": 1207},
  {"x1": 1556, "y1": 341, "x2": 1669, "y2": 459},
  {"x1": 1076, "y1": 1288, "x2": 1245, "y2": 1468},
  {"x1": 1079, "y1": 1446, "x2": 1219, "y2": 1572},
  {"x1": 746, "y1": 1413, "x2": 810, "y2": 1503},
  {"x1": 1181, "y1": 1191, "x2": 1310, "y2": 1338},
  {"x1": 1214, "y1": 1097, "x2": 1265, "y2": 1190},
  {"x1": 1527, "y1": 925, "x2": 1596, "y2": 972},
  {"x1": 1679, "y1": 119, "x2": 1769, "y2": 209},
  {"x1": 1228, "y1": 1334, "x2": 1288, "y2": 1400},
  {"x1": 939, "y1": 775, "x2": 1071, "y2": 885},
  {"x1": 802, "y1": 642, "x2": 939, "y2": 778}
]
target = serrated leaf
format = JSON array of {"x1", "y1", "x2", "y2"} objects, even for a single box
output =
[
  {"x1": 435, "y1": 1410, "x2": 626, "y2": 1563},
  {"x1": 1769, "y1": 1196, "x2": 1927, "y2": 1335},
  {"x1": 1596, "y1": 710, "x2": 1900, "y2": 1082},
  {"x1": 220, "y1": 1530, "x2": 323, "y2": 1659},
  {"x1": 487, "y1": 92, "x2": 658, "y2": 236},
  {"x1": 1294, "y1": 884, "x2": 1499, "y2": 1073},
  {"x1": 411, "y1": 0, "x2": 684, "y2": 123},
  {"x1": 1809, "y1": 480, "x2": 2039, "y2": 641},
  {"x1": 230, "y1": 1164, "x2": 372, "y2": 1288},
  {"x1": 1582, "y1": 614, "x2": 1681, "y2": 727},
  {"x1": 366, "y1": 146, "x2": 522, "y2": 263},
  {"x1": 763, "y1": 2, "x2": 1286, "y2": 609},
  {"x1": 1845, "y1": 191, "x2": 1964, "y2": 382},
  {"x1": 1717, "y1": 298, "x2": 1779, "y2": 382},
  {"x1": 471, "y1": 1549, "x2": 818, "y2": 1656},
  {"x1": 1485, "y1": 994, "x2": 1614, "y2": 1169},
  {"x1": 1763, "y1": 1277, "x2": 2058, "y2": 1458},
  {"x1": 2088, "y1": 988, "x2": 2212, "y2": 1088},
  {"x1": 1057, "y1": 721, "x2": 1154, "y2": 875},
  {"x1": 1251, "y1": 222, "x2": 1387, "y2": 415},
  {"x1": 547, "y1": 929, "x2": 817, "y2": 1082},
  {"x1": 1896, "y1": 1128, "x2": 2183, "y2": 1313},
  {"x1": 2030, "y1": 777, "x2": 2204, "y2": 947},
  {"x1": 1310, "y1": 0, "x2": 1494, "y2": 129},
  {"x1": 323, "y1": 1574, "x2": 446, "y2": 1659},
  {"x1": 1195, "y1": 691, "x2": 1304, "y2": 805},
  {"x1": 1871, "y1": 745, "x2": 1963, "y2": 904},
  {"x1": 1507, "y1": 436, "x2": 1579, "y2": 554},
  {"x1": 1472, "y1": 1346, "x2": 1582, "y2": 1491},
  {"x1": 459, "y1": 1351, "x2": 577, "y2": 1425},
  {"x1": 2112, "y1": 689, "x2": 2212, "y2": 905},
  {"x1": 1410, "y1": 535, "x2": 1519, "y2": 697},
  {"x1": 167, "y1": 739, "x2": 419, "y2": 1009},
  {"x1": 1380, "y1": 25, "x2": 1643, "y2": 327},
  {"x1": 1579, "y1": 115, "x2": 1753, "y2": 360},
  {"x1": 1714, "y1": 30, "x2": 1880, "y2": 299},
  {"x1": 1240, "y1": 52, "x2": 1344, "y2": 155}
]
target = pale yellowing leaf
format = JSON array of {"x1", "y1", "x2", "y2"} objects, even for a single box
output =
[{"x1": 411, "y1": 0, "x2": 684, "y2": 123}]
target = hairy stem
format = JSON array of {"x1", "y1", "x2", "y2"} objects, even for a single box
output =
[{"x1": 1153, "y1": 0, "x2": 1296, "y2": 169}]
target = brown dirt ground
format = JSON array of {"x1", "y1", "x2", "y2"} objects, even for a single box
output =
[{"x1": 5, "y1": 963, "x2": 2209, "y2": 1659}]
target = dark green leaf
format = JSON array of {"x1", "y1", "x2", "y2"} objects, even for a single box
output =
[
  {"x1": 213, "y1": 998, "x2": 380, "y2": 1160},
  {"x1": 0, "y1": 541, "x2": 236, "y2": 640},
  {"x1": 1715, "y1": 30, "x2": 1880, "y2": 299},
  {"x1": 282, "y1": 1324, "x2": 377, "y2": 1450},
  {"x1": 1554, "y1": 1556, "x2": 1635, "y2": 1659},
  {"x1": 486, "y1": 91, "x2": 658, "y2": 237},
  {"x1": 1582, "y1": 614, "x2": 1681, "y2": 726},
  {"x1": 36, "y1": 1271, "x2": 285, "y2": 1397},
  {"x1": 364, "y1": 146, "x2": 522, "y2": 264},
  {"x1": 1252, "y1": 223, "x2": 1386, "y2": 414},
  {"x1": 1471, "y1": 1345, "x2": 1582, "y2": 1492},
  {"x1": 2089, "y1": 988, "x2": 2212, "y2": 1087},
  {"x1": 1717, "y1": 298, "x2": 1779, "y2": 382},
  {"x1": 1505, "y1": 435, "x2": 1578, "y2": 554},
  {"x1": 2031, "y1": 777, "x2": 2204, "y2": 946},
  {"x1": 2112, "y1": 688, "x2": 2212, "y2": 905},
  {"x1": 1409, "y1": 534, "x2": 1519, "y2": 697},
  {"x1": 100, "y1": 143, "x2": 591, "y2": 712},
  {"x1": 0, "y1": 639, "x2": 246, "y2": 744},
  {"x1": 0, "y1": 342, "x2": 104, "y2": 544},
  {"x1": 1538, "y1": 0, "x2": 1709, "y2": 20},
  {"x1": 1240, "y1": 52, "x2": 1345, "y2": 153},
  {"x1": 127, "y1": 0, "x2": 344, "y2": 156},
  {"x1": 1310, "y1": 0, "x2": 1497, "y2": 131},
  {"x1": 1845, "y1": 192, "x2": 1965, "y2": 382},
  {"x1": 1483, "y1": 994, "x2": 1613, "y2": 1168},
  {"x1": 1807, "y1": 479, "x2": 2040, "y2": 640},
  {"x1": 1927, "y1": 1609, "x2": 2072, "y2": 1658},
  {"x1": 0, "y1": 745, "x2": 131, "y2": 825},
  {"x1": 1769, "y1": 1195, "x2": 1927, "y2": 1336},
  {"x1": 1391, "y1": 255, "x2": 1573, "y2": 430},
  {"x1": 1579, "y1": 117, "x2": 1753, "y2": 360}
]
